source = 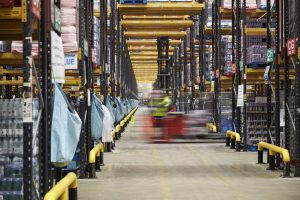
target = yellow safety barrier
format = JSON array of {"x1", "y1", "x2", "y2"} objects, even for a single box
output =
[
  {"x1": 88, "y1": 143, "x2": 104, "y2": 178},
  {"x1": 257, "y1": 141, "x2": 290, "y2": 176},
  {"x1": 225, "y1": 130, "x2": 241, "y2": 151},
  {"x1": 130, "y1": 116, "x2": 135, "y2": 124},
  {"x1": 120, "y1": 120, "x2": 125, "y2": 127},
  {"x1": 89, "y1": 143, "x2": 104, "y2": 164},
  {"x1": 116, "y1": 124, "x2": 121, "y2": 133},
  {"x1": 44, "y1": 172, "x2": 77, "y2": 200},
  {"x1": 206, "y1": 123, "x2": 217, "y2": 133}
]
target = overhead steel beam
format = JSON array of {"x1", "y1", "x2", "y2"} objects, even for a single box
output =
[
  {"x1": 122, "y1": 20, "x2": 193, "y2": 29},
  {"x1": 118, "y1": 2, "x2": 205, "y2": 15},
  {"x1": 124, "y1": 31, "x2": 186, "y2": 39},
  {"x1": 126, "y1": 39, "x2": 181, "y2": 46}
]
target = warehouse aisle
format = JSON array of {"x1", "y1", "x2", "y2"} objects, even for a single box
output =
[{"x1": 78, "y1": 108, "x2": 300, "y2": 200}]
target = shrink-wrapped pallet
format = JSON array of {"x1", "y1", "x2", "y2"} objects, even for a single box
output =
[
  {"x1": 0, "y1": 0, "x2": 19, "y2": 7},
  {"x1": 11, "y1": 41, "x2": 39, "y2": 55},
  {"x1": 221, "y1": 0, "x2": 257, "y2": 9}
]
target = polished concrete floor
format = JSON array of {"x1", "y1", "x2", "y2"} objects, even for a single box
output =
[{"x1": 78, "y1": 108, "x2": 300, "y2": 200}]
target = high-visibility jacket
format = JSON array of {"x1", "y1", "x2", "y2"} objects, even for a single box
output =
[{"x1": 152, "y1": 96, "x2": 172, "y2": 117}]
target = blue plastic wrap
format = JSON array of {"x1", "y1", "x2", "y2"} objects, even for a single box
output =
[
  {"x1": 51, "y1": 83, "x2": 82, "y2": 167},
  {"x1": 105, "y1": 96, "x2": 116, "y2": 122},
  {"x1": 91, "y1": 94, "x2": 104, "y2": 140}
]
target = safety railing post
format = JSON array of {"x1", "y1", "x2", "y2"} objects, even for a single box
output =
[
  {"x1": 44, "y1": 172, "x2": 78, "y2": 200},
  {"x1": 257, "y1": 142, "x2": 291, "y2": 176},
  {"x1": 95, "y1": 156, "x2": 101, "y2": 171},
  {"x1": 100, "y1": 151, "x2": 104, "y2": 166},
  {"x1": 283, "y1": 162, "x2": 290, "y2": 177},
  {"x1": 258, "y1": 149, "x2": 263, "y2": 164},
  {"x1": 88, "y1": 163, "x2": 96, "y2": 178},
  {"x1": 69, "y1": 187, "x2": 78, "y2": 200},
  {"x1": 269, "y1": 154, "x2": 276, "y2": 170}
]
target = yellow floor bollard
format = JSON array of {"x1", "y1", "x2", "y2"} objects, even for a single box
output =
[{"x1": 130, "y1": 116, "x2": 135, "y2": 124}]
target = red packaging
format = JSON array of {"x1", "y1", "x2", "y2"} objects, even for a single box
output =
[{"x1": 0, "y1": 0, "x2": 21, "y2": 7}]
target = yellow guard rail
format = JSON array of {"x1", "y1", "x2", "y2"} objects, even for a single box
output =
[
  {"x1": 88, "y1": 143, "x2": 104, "y2": 178},
  {"x1": 44, "y1": 172, "x2": 77, "y2": 200},
  {"x1": 226, "y1": 130, "x2": 241, "y2": 151},
  {"x1": 206, "y1": 123, "x2": 217, "y2": 133},
  {"x1": 257, "y1": 141, "x2": 290, "y2": 177}
]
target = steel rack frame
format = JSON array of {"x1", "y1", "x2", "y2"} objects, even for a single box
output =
[
  {"x1": 199, "y1": 5, "x2": 206, "y2": 93},
  {"x1": 23, "y1": 0, "x2": 37, "y2": 198},
  {"x1": 190, "y1": 19, "x2": 195, "y2": 110},
  {"x1": 274, "y1": 0, "x2": 280, "y2": 167},
  {"x1": 295, "y1": 0, "x2": 300, "y2": 177},
  {"x1": 183, "y1": 35, "x2": 188, "y2": 113},
  {"x1": 110, "y1": 0, "x2": 116, "y2": 99},
  {"x1": 100, "y1": 0, "x2": 108, "y2": 102},
  {"x1": 40, "y1": 0, "x2": 53, "y2": 196},
  {"x1": 212, "y1": 0, "x2": 220, "y2": 132}
]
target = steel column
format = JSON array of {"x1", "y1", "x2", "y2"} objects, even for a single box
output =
[
  {"x1": 23, "y1": 0, "x2": 34, "y2": 197},
  {"x1": 294, "y1": 0, "x2": 300, "y2": 177}
]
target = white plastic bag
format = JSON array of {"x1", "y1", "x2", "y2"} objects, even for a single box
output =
[{"x1": 101, "y1": 105, "x2": 114, "y2": 143}]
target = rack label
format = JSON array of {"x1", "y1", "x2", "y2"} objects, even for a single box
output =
[
  {"x1": 267, "y1": 48, "x2": 274, "y2": 63},
  {"x1": 65, "y1": 53, "x2": 78, "y2": 69},
  {"x1": 287, "y1": 38, "x2": 296, "y2": 56},
  {"x1": 84, "y1": 39, "x2": 88, "y2": 57},
  {"x1": 23, "y1": 98, "x2": 33, "y2": 123},
  {"x1": 237, "y1": 85, "x2": 244, "y2": 107},
  {"x1": 264, "y1": 65, "x2": 270, "y2": 83},
  {"x1": 54, "y1": 6, "x2": 61, "y2": 33}
]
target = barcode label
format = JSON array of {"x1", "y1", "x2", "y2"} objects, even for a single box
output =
[{"x1": 23, "y1": 98, "x2": 33, "y2": 123}]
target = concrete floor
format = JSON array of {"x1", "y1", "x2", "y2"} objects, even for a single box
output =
[{"x1": 79, "y1": 108, "x2": 300, "y2": 200}]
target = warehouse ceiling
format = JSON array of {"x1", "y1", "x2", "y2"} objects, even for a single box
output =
[{"x1": 118, "y1": 1, "x2": 204, "y2": 84}]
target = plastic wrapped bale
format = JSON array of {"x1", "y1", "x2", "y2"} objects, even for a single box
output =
[
  {"x1": 101, "y1": 105, "x2": 114, "y2": 143},
  {"x1": 51, "y1": 83, "x2": 82, "y2": 167},
  {"x1": 91, "y1": 94, "x2": 104, "y2": 140}
]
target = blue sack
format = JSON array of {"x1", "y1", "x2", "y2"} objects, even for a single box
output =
[
  {"x1": 91, "y1": 94, "x2": 104, "y2": 140},
  {"x1": 115, "y1": 97, "x2": 124, "y2": 122},
  {"x1": 51, "y1": 83, "x2": 82, "y2": 167},
  {"x1": 106, "y1": 96, "x2": 116, "y2": 122}
]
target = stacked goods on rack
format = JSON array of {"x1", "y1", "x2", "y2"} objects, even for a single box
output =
[
  {"x1": 61, "y1": 0, "x2": 78, "y2": 53},
  {"x1": 0, "y1": 99, "x2": 39, "y2": 200},
  {"x1": 0, "y1": 0, "x2": 20, "y2": 7},
  {"x1": 247, "y1": 100, "x2": 275, "y2": 149},
  {"x1": 220, "y1": 36, "x2": 232, "y2": 76},
  {"x1": 219, "y1": 92, "x2": 232, "y2": 133},
  {"x1": 257, "y1": 0, "x2": 275, "y2": 9},
  {"x1": 93, "y1": 16, "x2": 101, "y2": 66},
  {"x1": 246, "y1": 45, "x2": 267, "y2": 65},
  {"x1": 205, "y1": 46, "x2": 213, "y2": 80},
  {"x1": 0, "y1": 41, "x2": 11, "y2": 53},
  {"x1": 11, "y1": 41, "x2": 39, "y2": 55},
  {"x1": 244, "y1": 18, "x2": 272, "y2": 67},
  {"x1": 221, "y1": 0, "x2": 257, "y2": 9}
]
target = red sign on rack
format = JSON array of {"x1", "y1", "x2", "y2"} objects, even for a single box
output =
[
  {"x1": 287, "y1": 38, "x2": 296, "y2": 56},
  {"x1": 31, "y1": 0, "x2": 40, "y2": 20},
  {"x1": 216, "y1": 69, "x2": 219, "y2": 78},
  {"x1": 232, "y1": 64, "x2": 236, "y2": 74}
]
